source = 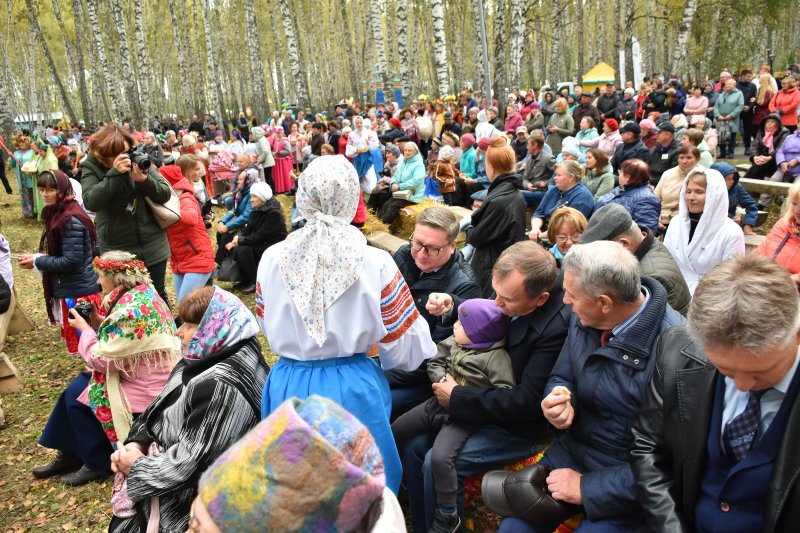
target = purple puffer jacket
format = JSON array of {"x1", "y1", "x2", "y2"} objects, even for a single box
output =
[{"x1": 776, "y1": 131, "x2": 800, "y2": 177}]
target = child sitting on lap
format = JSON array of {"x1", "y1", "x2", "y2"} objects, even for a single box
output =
[{"x1": 392, "y1": 298, "x2": 515, "y2": 533}]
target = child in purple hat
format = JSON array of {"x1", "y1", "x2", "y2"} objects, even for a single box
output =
[{"x1": 392, "y1": 298, "x2": 515, "y2": 533}]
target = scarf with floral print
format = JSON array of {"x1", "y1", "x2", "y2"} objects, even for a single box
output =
[{"x1": 184, "y1": 286, "x2": 259, "y2": 360}]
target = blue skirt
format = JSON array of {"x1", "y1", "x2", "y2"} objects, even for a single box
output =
[{"x1": 262, "y1": 354, "x2": 401, "y2": 493}]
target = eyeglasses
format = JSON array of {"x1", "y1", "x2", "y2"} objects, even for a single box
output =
[
  {"x1": 409, "y1": 236, "x2": 453, "y2": 256},
  {"x1": 555, "y1": 234, "x2": 582, "y2": 243}
]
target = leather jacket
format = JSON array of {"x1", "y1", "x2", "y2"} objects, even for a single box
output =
[{"x1": 630, "y1": 326, "x2": 800, "y2": 532}]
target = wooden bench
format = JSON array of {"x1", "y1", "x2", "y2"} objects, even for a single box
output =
[
  {"x1": 744, "y1": 233, "x2": 766, "y2": 251},
  {"x1": 736, "y1": 164, "x2": 752, "y2": 174},
  {"x1": 739, "y1": 177, "x2": 793, "y2": 197},
  {"x1": 366, "y1": 231, "x2": 408, "y2": 255}
]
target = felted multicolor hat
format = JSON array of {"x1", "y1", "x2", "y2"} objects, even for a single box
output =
[{"x1": 198, "y1": 396, "x2": 386, "y2": 532}]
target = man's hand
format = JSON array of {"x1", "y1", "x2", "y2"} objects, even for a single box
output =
[
  {"x1": 542, "y1": 386, "x2": 574, "y2": 429},
  {"x1": 528, "y1": 229, "x2": 542, "y2": 241},
  {"x1": 432, "y1": 374, "x2": 458, "y2": 408},
  {"x1": 426, "y1": 293, "x2": 454, "y2": 316},
  {"x1": 217, "y1": 222, "x2": 228, "y2": 234},
  {"x1": 225, "y1": 235, "x2": 239, "y2": 251},
  {"x1": 547, "y1": 468, "x2": 583, "y2": 505}
]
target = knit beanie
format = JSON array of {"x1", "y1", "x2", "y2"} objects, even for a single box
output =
[
  {"x1": 458, "y1": 299, "x2": 511, "y2": 350},
  {"x1": 198, "y1": 396, "x2": 385, "y2": 532},
  {"x1": 639, "y1": 119, "x2": 657, "y2": 131},
  {"x1": 605, "y1": 118, "x2": 619, "y2": 131},
  {"x1": 249, "y1": 182, "x2": 273, "y2": 202},
  {"x1": 461, "y1": 133, "x2": 476, "y2": 149},
  {"x1": 385, "y1": 144, "x2": 401, "y2": 158},
  {"x1": 561, "y1": 144, "x2": 582, "y2": 160},
  {"x1": 477, "y1": 137, "x2": 492, "y2": 151},
  {"x1": 438, "y1": 145, "x2": 454, "y2": 161}
]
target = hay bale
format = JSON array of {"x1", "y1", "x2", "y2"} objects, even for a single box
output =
[
  {"x1": 361, "y1": 210, "x2": 391, "y2": 235},
  {"x1": 390, "y1": 199, "x2": 446, "y2": 239}
]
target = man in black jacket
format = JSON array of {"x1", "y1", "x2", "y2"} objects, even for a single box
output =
[
  {"x1": 402, "y1": 241, "x2": 571, "y2": 533},
  {"x1": 737, "y1": 69, "x2": 758, "y2": 153},
  {"x1": 384, "y1": 207, "x2": 481, "y2": 421},
  {"x1": 648, "y1": 122, "x2": 681, "y2": 185},
  {"x1": 631, "y1": 255, "x2": 800, "y2": 533},
  {"x1": 612, "y1": 123, "x2": 651, "y2": 173},
  {"x1": 597, "y1": 83, "x2": 620, "y2": 120}
]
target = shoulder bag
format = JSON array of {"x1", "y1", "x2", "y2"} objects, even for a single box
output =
[{"x1": 144, "y1": 185, "x2": 182, "y2": 229}]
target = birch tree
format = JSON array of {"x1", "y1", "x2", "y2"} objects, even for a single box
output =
[
  {"x1": 671, "y1": 0, "x2": 699, "y2": 75},
  {"x1": 243, "y1": 0, "x2": 267, "y2": 121},
  {"x1": 576, "y1": 0, "x2": 585, "y2": 83},
  {"x1": 493, "y1": 0, "x2": 507, "y2": 93},
  {"x1": 71, "y1": 0, "x2": 92, "y2": 123},
  {"x1": 509, "y1": 0, "x2": 525, "y2": 87},
  {"x1": 166, "y1": 0, "x2": 193, "y2": 116},
  {"x1": 430, "y1": 0, "x2": 450, "y2": 96},
  {"x1": 396, "y1": 0, "x2": 411, "y2": 99},
  {"x1": 549, "y1": 0, "x2": 563, "y2": 85},
  {"x1": 85, "y1": 0, "x2": 120, "y2": 120},
  {"x1": 50, "y1": 0, "x2": 84, "y2": 117},
  {"x1": 199, "y1": 0, "x2": 226, "y2": 128},
  {"x1": 277, "y1": 0, "x2": 309, "y2": 106},
  {"x1": 24, "y1": 0, "x2": 77, "y2": 121},
  {"x1": 370, "y1": 0, "x2": 388, "y2": 84},
  {"x1": 109, "y1": 0, "x2": 141, "y2": 123},
  {"x1": 133, "y1": 0, "x2": 153, "y2": 128}
]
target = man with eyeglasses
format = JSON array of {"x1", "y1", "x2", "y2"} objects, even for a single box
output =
[
  {"x1": 384, "y1": 207, "x2": 481, "y2": 423},
  {"x1": 401, "y1": 241, "x2": 571, "y2": 533}
]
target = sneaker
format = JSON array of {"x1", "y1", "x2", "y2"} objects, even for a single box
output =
[
  {"x1": 60, "y1": 465, "x2": 112, "y2": 487},
  {"x1": 429, "y1": 509, "x2": 461, "y2": 533},
  {"x1": 32, "y1": 451, "x2": 82, "y2": 479}
]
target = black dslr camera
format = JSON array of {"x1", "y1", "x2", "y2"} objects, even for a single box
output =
[
  {"x1": 126, "y1": 147, "x2": 151, "y2": 171},
  {"x1": 73, "y1": 300, "x2": 94, "y2": 322}
]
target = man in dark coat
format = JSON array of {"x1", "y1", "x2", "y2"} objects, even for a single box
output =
[
  {"x1": 737, "y1": 69, "x2": 758, "y2": 153},
  {"x1": 648, "y1": 122, "x2": 681, "y2": 185},
  {"x1": 384, "y1": 207, "x2": 482, "y2": 420},
  {"x1": 631, "y1": 255, "x2": 800, "y2": 533},
  {"x1": 597, "y1": 83, "x2": 620, "y2": 120},
  {"x1": 403, "y1": 241, "x2": 571, "y2": 533},
  {"x1": 612, "y1": 123, "x2": 651, "y2": 173},
  {"x1": 486, "y1": 241, "x2": 684, "y2": 532},
  {"x1": 581, "y1": 203, "x2": 691, "y2": 315},
  {"x1": 572, "y1": 93, "x2": 602, "y2": 134}
]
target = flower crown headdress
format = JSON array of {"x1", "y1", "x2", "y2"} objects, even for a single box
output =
[{"x1": 93, "y1": 256, "x2": 148, "y2": 276}]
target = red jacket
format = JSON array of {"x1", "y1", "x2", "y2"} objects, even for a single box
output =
[
  {"x1": 158, "y1": 166, "x2": 216, "y2": 274},
  {"x1": 769, "y1": 87, "x2": 800, "y2": 127}
]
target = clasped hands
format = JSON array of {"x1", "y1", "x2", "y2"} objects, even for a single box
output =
[{"x1": 111, "y1": 442, "x2": 146, "y2": 477}]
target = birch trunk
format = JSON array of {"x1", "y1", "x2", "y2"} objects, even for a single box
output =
[
  {"x1": 199, "y1": 0, "x2": 225, "y2": 128},
  {"x1": 623, "y1": 0, "x2": 634, "y2": 84},
  {"x1": 645, "y1": 0, "x2": 656, "y2": 75},
  {"x1": 71, "y1": 0, "x2": 92, "y2": 124},
  {"x1": 50, "y1": 0, "x2": 84, "y2": 119},
  {"x1": 166, "y1": 0, "x2": 193, "y2": 116},
  {"x1": 493, "y1": 0, "x2": 507, "y2": 93},
  {"x1": 576, "y1": 0, "x2": 584, "y2": 83},
  {"x1": 430, "y1": 0, "x2": 450, "y2": 96},
  {"x1": 244, "y1": 0, "x2": 268, "y2": 121},
  {"x1": 671, "y1": 0, "x2": 698, "y2": 75},
  {"x1": 0, "y1": 60, "x2": 14, "y2": 138},
  {"x1": 109, "y1": 0, "x2": 140, "y2": 123},
  {"x1": 509, "y1": 0, "x2": 524, "y2": 87},
  {"x1": 549, "y1": 0, "x2": 563, "y2": 85},
  {"x1": 133, "y1": 0, "x2": 153, "y2": 129},
  {"x1": 596, "y1": 0, "x2": 606, "y2": 64},
  {"x1": 470, "y1": 0, "x2": 484, "y2": 91},
  {"x1": 397, "y1": 0, "x2": 411, "y2": 99},
  {"x1": 24, "y1": 0, "x2": 77, "y2": 121},
  {"x1": 277, "y1": 0, "x2": 309, "y2": 107},
  {"x1": 370, "y1": 0, "x2": 388, "y2": 83}
]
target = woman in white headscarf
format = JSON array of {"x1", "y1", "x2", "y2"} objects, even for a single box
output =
[
  {"x1": 345, "y1": 115, "x2": 381, "y2": 193},
  {"x1": 255, "y1": 155, "x2": 436, "y2": 494}
]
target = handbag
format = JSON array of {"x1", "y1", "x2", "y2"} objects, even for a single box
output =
[
  {"x1": 144, "y1": 185, "x2": 181, "y2": 229},
  {"x1": 217, "y1": 253, "x2": 242, "y2": 282}
]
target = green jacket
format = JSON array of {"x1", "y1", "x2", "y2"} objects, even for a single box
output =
[
  {"x1": 81, "y1": 154, "x2": 171, "y2": 265},
  {"x1": 427, "y1": 336, "x2": 515, "y2": 389},
  {"x1": 714, "y1": 88, "x2": 745, "y2": 133},
  {"x1": 584, "y1": 163, "x2": 615, "y2": 200}
]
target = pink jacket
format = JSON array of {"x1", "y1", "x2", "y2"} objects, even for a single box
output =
[
  {"x1": 75, "y1": 329, "x2": 173, "y2": 414},
  {"x1": 579, "y1": 131, "x2": 622, "y2": 158},
  {"x1": 504, "y1": 113, "x2": 525, "y2": 133}
]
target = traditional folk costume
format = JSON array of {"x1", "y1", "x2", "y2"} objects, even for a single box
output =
[
  {"x1": 256, "y1": 155, "x2": 436, "y2": 493},
  {"x1": 9, "y1": 135, "x2": 34, "y2": 217},
  {"x1": 271, "y1": 128, "x2": 295, "y2": 193},
  {"x1": 345, "y1": 121, "x2": 382, "y2": 193}
]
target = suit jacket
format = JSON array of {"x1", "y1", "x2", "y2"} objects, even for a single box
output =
[{"x1": 630, "y1": 326, "x2": 800, "y2": 532}]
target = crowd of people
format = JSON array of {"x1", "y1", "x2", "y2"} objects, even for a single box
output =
[{"x1": 3, "y1": 65, "x2": 800, "y2": 533}]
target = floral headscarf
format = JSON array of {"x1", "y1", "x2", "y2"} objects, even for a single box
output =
[
  {"x1": 278, "y1": 155, "x2": 367, "y2": 347},
  {"x1": 184, "y1": 286, "x2": 260, "y2": 360}
]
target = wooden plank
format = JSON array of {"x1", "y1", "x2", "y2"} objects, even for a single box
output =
[
  {"x1": 0, "y1": 354, "x2": 21, "y2": 394},
  {"x1": 736, "y1": 164, "x2": 752, "y2": 173},
  {"x1": 0, "y1": 354, "x2": 16, "y2": 378},
  {"x1": 739, "y1": 177, "x2": 793, "y2": 197},
  {"x1": 744, "y1": 234, "x2": 765, "y2": 251},
  {"x1": 366, "y1": 231, "x2": 408, "y2": 255}
]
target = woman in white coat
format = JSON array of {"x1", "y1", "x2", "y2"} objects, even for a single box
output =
[{"x1": 663, "y1": 166, "x2": 745, "y2": 294}]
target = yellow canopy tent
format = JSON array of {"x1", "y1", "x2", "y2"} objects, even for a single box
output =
[{"x1": 582, "y1": 62, "x2": 616, "y2": 93}]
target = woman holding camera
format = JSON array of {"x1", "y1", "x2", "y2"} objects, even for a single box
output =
[
  {"x1": 80, "y1": 124, "x2": 173, "y2": 307},
  {"x1": 18, "y1": 169, "x2": 100, "y2": 355},
  {"x1": 33, "y1": 252, "x2": 179, "y2": 486}
]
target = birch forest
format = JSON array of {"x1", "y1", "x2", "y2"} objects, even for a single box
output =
[{"x1": 0, "y1": 0, "x2": 798, "y2": 135}]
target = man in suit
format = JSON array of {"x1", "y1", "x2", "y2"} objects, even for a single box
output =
[
  {"x1": 402, "y1": 241, "x2": 571, "y2": 533},
  {"x1": 631, "y1": 255, "x2": 800, "y2": 532}
]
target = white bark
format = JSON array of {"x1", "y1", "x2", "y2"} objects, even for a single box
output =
[
  {"x1": 645, "y1": 0, "x2": 656, "y2": 74},
  {"x1": 509, "y1": 0, "x2": 524, "y2": 87},
  {"x1": 370, "y1": 0, "x2": 388, "y2": 83},
  {"x1": 430, "y1": 0, "x2": 450, "y2": 96},
  {"x1": 109, "y1": 0, "x2": 140, "y2": 122},
  {"x1": 576, "y1": 0, "x2": 585, "y2": 83},
  {"x1": 134, "y1": 0, "x2": 153, "y2": 129},
  {"x1": 549, "y1": 0, "x2": 563, "y2": 84},
  {"x1": 671, "y1": 0, "x2": 698, "y2": 75},
  {"x1": 24, "y1": 0, "x2": 77, "y2": 121},
  {"x1": 199, "y1": 0, "x2": 225, "y2": 127},
  {"x1": 277, "y1": 0, "x2": 309, "y2": 106},
  {"x1": 493, "y1": 0, "x2": 507, "y2": 93},
  {"x1": 244, "y1": 0, "x2": 268, "y2": 121},
  {"x1": 396, "y1": 1, "x2": 409, "y2": 100},
  {"x1": 166, "y1": 0, "x2": 193, "y2": 115},
  {"x1": 85, "y1": 0, "x2": 120, "y2": 120},
  {"x1": 71, "y1": 0, "x2": 92, "y2": 123}
]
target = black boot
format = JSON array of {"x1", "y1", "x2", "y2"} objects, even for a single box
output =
[
  {"x1": 59, "y1": 465, "x2": 112, "y2": 486},
  {"x1": 32, "y1": 451, "x2": 82, "y2": 479}
]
